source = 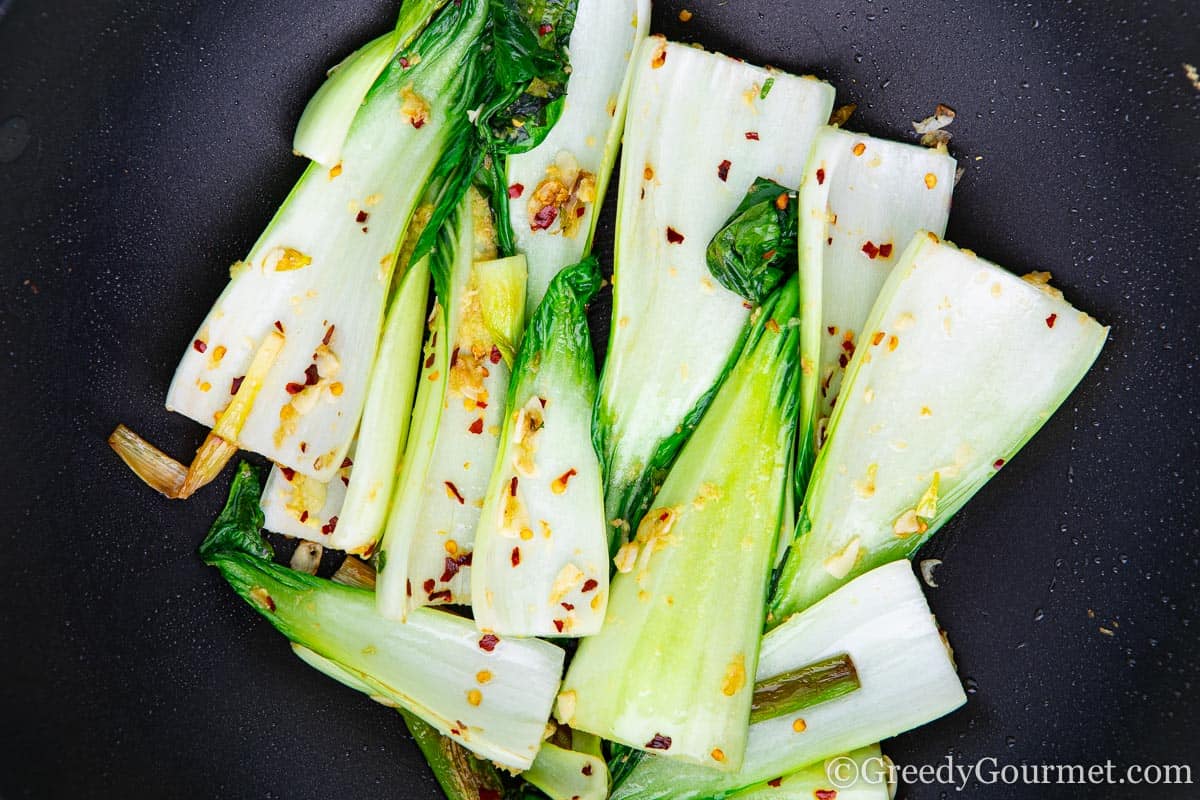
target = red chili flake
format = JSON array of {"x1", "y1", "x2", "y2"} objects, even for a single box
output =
[
  {"x1": 879, "y1": 243, "x2": 894, "y2": 258},
  {"x1": 561, "y1": 602, "x2": 575, "y2": 611},
  {"x1": 538, "y1": 397, "x2": 547, "y2": 408},
  {"x1": 531, "y1": 205, "x2": 559, "y2": 230},
  {"x1": 323, "y1": 325, "x2": 335, "y2": 346},
  {"x1": 192, "y1": 339, "x2": 207, "y2": 353},
  {"x1": 717, "y1": 160, "x2": 732, "y2": 182},
  {"x1": 538, "y1": 22, "x2": 553, "y2": 35},
  {"x1": 407, "y1": 579, "x2": 413, "y2": 597},
  {"x1": 230, "y1": 376, "x2": 245, "y2": 395},
  {"x1": 424, "y1": 352, "x2": 436, "y2": 369},
  {"x1": 645, "y1": 734, "x2": 672, "y2": 751},
  {"x1": 468, "y1": 418, "x2": 485, "y2": 435},
  {"x1": 511, "y1": 547, "x2": 521, "y2": 567},
  {"x1": 815, "y1": 791, "x2": 837, "y2": 800},
  {"x1": 320, "y1": 516, "x2": 339, "y2": 535},
  {"x1": 299, "y1": 442, "x2": 308, "y2": 453},
  {"x1": 743, "y1": 300, "x2": 754, "y2": 310},
  {"x1": 440, "y1": 552, "x2": 473, "y2": 583},
  {"x1": 341, "y1": 476, "x2": 349, "y2": 486},
  {"x1": 478, "y1": 634, "x2": 499, "y2": 652},
  {"x1": 429, "y1": 589, "x2": 452, "y2": 602},
  {"x1": 994, "y1": 459, "x2": 1006, "y2": 469},
  {"x1": 767, "y1": 777, "x2": 783, "y2": 788},
  {"x1": 299, "y1": 510, "x2": 309, "y2": 523},
  {"x1": 841, "y1": 339, "x2": 855, "y2": 353},
  {"x1": 445, "y1": 481, "x2": 465, "y2": 505},
  {"x1": 411, "y1": 118, "x2": 426, "y2": 130},
  {"x1": 508, "y1": 183, "x2": 525, "y2": 199},
  {"x1": 581, "y1": 579, "x2": 598, "y2": 593},
  {"x1": 476, "y1": 401, "x2": 488, "y2": 409},
  {"x1": 862, "y1": 241, "x2": 880, "y2": 259},
  {"x1": 666, "y1": 227, "x2": 685, "y2": 244},
  {"x1": 581, "y1": 764, "x2": 593, "y2": 777},
  {"x1": 450, "y1": 346, "x2": 460, "y2": 368},
  {"x1": 1046, "y1": 313, "x2": 1058, "y2": 328},
  {"x1": 281, "y1": 467, "x2": 296, "y2": 482},
  {"x1": 479, "y1": 791, "x2": 501, "y2": 800},
  {"x1": 304, "y1": 364, "x2": 320, "y2": 385},
  {"x1": 838, "y1": 353, "x2": 849, "y2": 368},
  {"x1": 399, "y1": 57, "x2": 410, "y2": 69},
  {"x1": 827, "y1": 236, "x2": 833, "y2": 246},
  {"x1": 816, "y1": 168, "x2": 826, "y2": 185},
  {"x1": 745, "y1": 131, "x2": 760, "y2": 141},
  {"x1": 423, "y1": 578, "x2": 436, "y2": 594},
  {"x1": 285, "y1": 382, "x2": 305, "y2": 395},
  {"x1": 490, "y1": 345, "x2": 503, "y2": 364},
  {"x1": 553, "y1": 619, "x2": 565, "y2": 633},
  {"x1": 509, "y1": 476, "x2": 519, "y2": 496},
  {"x1": 341, "y1": 458, "x2": 353, "y2": 469},
  {"x1": 827, "y1": 326, "x2": 837, "y2": 335},
  {"x1": 274, "y1": 320, "x2": 285, "y2": 333},
  {"x1": 762, "y1": 249, "x2": 777, "y2": 262},
  {"x1": 575, "y1": 206, "x2": 586, "y2": 218},
  {"x1": 356, "y1": 210, "x2": 369, "y2": 224}
]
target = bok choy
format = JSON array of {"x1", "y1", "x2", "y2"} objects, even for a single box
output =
[
  {"x1": 120, "y1": 0, "x2": 489, "y2": 497},
  {"x1": 561, "y1": 276, "x2": 800, "y2": 771},
  {"x1": 595, "y1": 37, "x2": 833, "y2": 547},
  {"x1": 505, "y1": 0, "x2": 649, "y2": 314},
  {"x1": 771, "y1": 233, "x2": 1109, "y2": 621},
  {"x1": 472, "y1": 258, "x2": 609, "y2": 637},
  {"x1": 725, "y1": 746, "x2": 889, "y2": 800},
  {"x1": 375, "y1": 189, "x2": 528, "y2": 619},
  {"x1": 611, "y1": 562, "x2": 965, "y2": 800},
  {"x1": 797, "y1": 127, "x2": 957, "y2": 482},
  {"x1": 203, "y1": 463, "x2": 564, "y2": 771}
]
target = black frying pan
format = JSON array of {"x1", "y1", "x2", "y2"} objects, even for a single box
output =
[{"x1": 1, "y1": 1, "x2": 1197, "y2": 798}]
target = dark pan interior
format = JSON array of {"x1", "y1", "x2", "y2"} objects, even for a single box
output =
[{"x1": 0, "y1": 1, "x2": 1197, "y2": 798}]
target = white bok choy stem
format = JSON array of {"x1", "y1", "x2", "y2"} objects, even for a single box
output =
[
  {"x1": 261, "y1": 447, "x2": 353, "y2": 543},
  {"x1": 595, "y1": 37, "x2": 833, "y2": 548},
  {"x1": 524, "y1": 741, "x2": 609, "y2": 800},
  {"x1": 561, "y1": 277, "x2": 800, "y2": 772},
  {"x1": 505, "y1": 0, "x2": 649, "y2": 316},
  {"x1": 292, "y1": 0, "x2": 453, "y2": 166},
  {"x1": 726, "y1": 745, "x2": 890, "y2": 800},
  {"x1": 797, "y1": 127, "x2": 956, "y2": 484},
  {"x1": 163, "y1": 0, "x2": 487, "y2": 489},
  {"x1": 771, "y1": 233, "x2": 1109, "y2": 621},
  {"x1": 611, "y1": 562, "x2": 965, "y2": 800},
  {"x1": 472, "y1": 258, "x2": 608, "y2": 637},
  {"x1": 376, "y1": 188, "x2": 528, "y2": 620}
]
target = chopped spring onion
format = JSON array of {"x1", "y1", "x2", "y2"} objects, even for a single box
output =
[
  {"x1": 375, "y1": 189, "x2": 528, "y2": 619},
  {"x1": 771, "y1": 233, "x2": 1109, "y2": 620},
  {"x1": 331, "y1": 555, "x2": 377, "y2": 590},
  {"x1": 472, "y1": 258, "x2": 608, "y2": 637},
  {"x1": 203, "y1": 463, "x2": 565, "y2": 770},
  {"x1": 524, "y1": 741, "x2": 609, "y2": 800},
  {"x1": 562, "y1": 277, "x2": 800, "y2": 771},
  {"x1": 748, "y1": 653, "x2": 859, "y2": 725},
  {"x1": 611, "y1": 562, "x2": 965, "y2": 800},
  {"x1": 796, "y1": 127, "x2": 956, "y2": 483},
  {"x1": 725, "y1": 746, "x2": 890, "y2": 800},
  {"x1": 505, "y1": 0, "x2": 649, "y2": 315},
  {"x1": 163, "y1": 0, "x2": 489, "y2": 491},
  {"x1": 594, "y1": 37, "x2": 833, "y2": 548}
]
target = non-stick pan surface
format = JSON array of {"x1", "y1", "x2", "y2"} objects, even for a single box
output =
[{"x1": 1, "y1": 1, "x2": 1197, "y2": 798}]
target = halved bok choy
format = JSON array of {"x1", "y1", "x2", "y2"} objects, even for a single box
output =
[
  {"x1": 472, "y1": 258, "x2": 609, "y2": 637},
  {"x1": 796, "y1": 127, "x2": 957, "y2": 484},
  {"x1": 202, "y1": 463, "x2": 564, "y2": 771},
  {"x1": 595, "y1": 37, "x2": 834, "y2": 547},
  {"x1": 561, "y1": 276, "x2": 800, "y2": 771},
  {"x1": 375, "y1": 188, "x2": 528, "y2": 619},
  {"x1": 771, "y1": 233, "x2": 1109, "y2": 621},
  {"x1": 504, "y1": 0, "x2": 649, "y2": 315},
  {"x1": 611, "y1": 561, "x2": 965, "y2": 800},
  {"x1": 725, "y1": 746, "x2": 890, "y2": 800},
  {"x1": 110, "y1": 0, "x2": 490, "y2": 498}
]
